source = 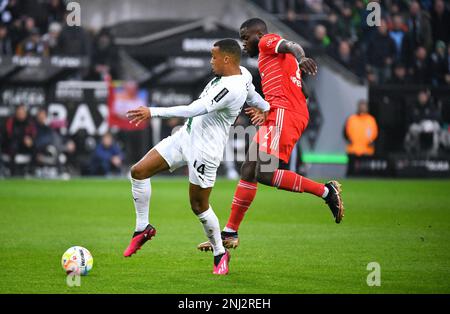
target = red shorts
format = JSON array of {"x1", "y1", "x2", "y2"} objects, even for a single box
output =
[{"x1": 254, "y1": 108, "x2": 308, "y2": 163}]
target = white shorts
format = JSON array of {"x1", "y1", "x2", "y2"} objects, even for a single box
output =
[{"x1": 153, "y1": 128, "x2": 221, "y2": 188}]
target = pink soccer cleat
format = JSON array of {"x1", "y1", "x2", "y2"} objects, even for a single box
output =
[
  {"x1": 213, "y1": 250, "x2": 231, "y2": 275},
  {"x1": 123, "y1": 224, "x2": 156, "y2": 257}
]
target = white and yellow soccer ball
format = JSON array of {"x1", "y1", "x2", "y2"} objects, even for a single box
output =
[{"x1": 61, "y1": 246, "x2": 93, "y2": 276}]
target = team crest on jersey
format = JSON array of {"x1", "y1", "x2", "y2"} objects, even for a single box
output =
[{"x1": 266, "y1": 37, "x2": 276, "y2": 47}]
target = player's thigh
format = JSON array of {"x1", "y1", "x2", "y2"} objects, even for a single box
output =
[
  {"x1": 153, "y1": 129, "x2": 188, "y2": 171},
  {"x1": 187, "y1": 150, "x2": 220, "y2": 190},
  {"x1": 189, "y1": 183, "x2": 212, "y2": 214},
  {"x1": 131, "y1": 129, "x2": 187, "y2": 179},
  {"x1": 131, "y1": 148, "x2": 169, "y2": 179}
]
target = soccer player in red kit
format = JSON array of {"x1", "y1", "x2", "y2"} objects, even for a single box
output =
[{"x1": 198, "y1": 18, "x2": 344, "y2": 251}]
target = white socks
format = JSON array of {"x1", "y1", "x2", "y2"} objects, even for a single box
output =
[
  {"x1": 131, "y1": 177, "x2": 151, "y2": 232},
  {"x1": 197, "y1": 206, "x2": 225, "y2": 256}
]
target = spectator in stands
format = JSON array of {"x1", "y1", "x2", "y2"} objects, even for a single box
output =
[
  {"x1": 34, "y1": 108, "x2": 64, "y2": 170},
  {"x1": 89, "y1": 132, "x2": 123, "y2": 176},
  {"x1": 430, "y1": 0, "x2": 449, "y2": 45},
  {"x1": 255, "y1": 0, "x2": 293, "y2": 15},
  {"x1": 446, "y1": 43, "x2": 450, "y2": 85},
  {"x1": 430, "y1": 40, "x2": 449, "y2": 86},
  {"x1": 47, "y1": 0, "x2": 66, "y2": 25},
  {"x1": 366, "y1": 18, "x2": 396, "y2": 84},
  {"x1": 8, "y1": 17, "x2": 26, "y2": 52},
  {"x1": 58, "y1": 14, "x2": 92, "y2": 57},
  {"x1": 334, "y1": 39, "x2": 364, "y2": 77},
  {"x1": 19, "y1": 27, "x2": 46, "y2": 56},
  {"x1": 410, "y1": 45, "x2": 432, "y2": 84},
  {"x1": 405, "y1": 0, "x2": 432, "y2": 53},
  {"x1": 0, "y1": 0, "x2": 20, "y2": 27},
  {"x1": 389, "y1": 14, "x2": 408, "y2": 63},
  {"x1": 365, "y1": 66, "x2": 378, "y2": 85},
  {"x1": 335, "y1": 40, "x2": 351, "y2": 67},
  {"x1": 387, "y1": 62, "x2": 411, "y2": 85},
  {"x1": 0, "y1": 23, "x2": 13, "y2": 55},
  {"x1": 42, "y1": 22, "x2": 62, "y2": 55},
  {"x1": 336, "y1": 3, "x2": 356, "y2": 42},
  {"x1": 311, "y1": 24, "x2": 332, "y2": 53},
  {"x1": 404, "y1": 89, "x2": 441, "y2": 155},
  {"x1": 89, "y1": 30, "x2": 118, "y2": 80},
  {"x1": 343, "y1": 99, "x2": 378, "y2": 176},
  {"x1": 3, "y1": 104, "x2": 37, "y2": 175},
  {"x1": 23, "y1": 16, "x2": 38, "y2": 39}
]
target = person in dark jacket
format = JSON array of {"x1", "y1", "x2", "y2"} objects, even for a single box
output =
[
  {"x1": 3, "y1": 104, "x2": 36, "y2": 175},
  {"x1": 366, "y1": 19, "x2": 396, "y2": 84},
  {"x1": 89, "y1": 132, "x2": 123, "y2": 175},
  {"x1": 404, "y1": 89, "x2": 441, "y2": 155}
]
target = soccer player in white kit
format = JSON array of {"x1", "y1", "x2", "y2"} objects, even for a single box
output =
[{"x1": 123, "y1": 39, "x2": 269, "y2": 275}]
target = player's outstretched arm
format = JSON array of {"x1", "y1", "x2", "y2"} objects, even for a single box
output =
[
  {"x1": 126, "y1": 100, "x2": 209, "y2": 127},
  {"x1": 277, "y1": 40, "x2": 318, "y2": 75}
]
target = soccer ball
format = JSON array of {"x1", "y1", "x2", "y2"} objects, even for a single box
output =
[{"x1": 61, "y1": 246, "x2": 93, "y2": 276}]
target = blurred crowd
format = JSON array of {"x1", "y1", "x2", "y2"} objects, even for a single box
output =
[
  {"x1": 0, "y1": 104, "x2": 124, "y2": 178},
  {"x1": 253, "y1": 0, "x2": 450, "y2": 86},
  {"x1": 0, "y1": 0, "x2": 118, "y2": 79}
]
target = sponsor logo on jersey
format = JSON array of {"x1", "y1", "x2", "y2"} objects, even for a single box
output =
[{"x1": 214, "y1": 88, "x2": 229, "y2": 102}]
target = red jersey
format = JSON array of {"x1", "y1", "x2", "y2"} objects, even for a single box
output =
[{"x1": 258, "y1": 33, "x2": 309, "y2": 120}]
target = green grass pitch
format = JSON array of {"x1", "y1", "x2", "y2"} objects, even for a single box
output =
[{"x1": 0, "y1": 178, "x2": 449, "y2": 294}]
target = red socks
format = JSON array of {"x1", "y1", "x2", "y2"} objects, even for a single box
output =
[
  {"x1": 272, "y1": 169, "x2": 325, "y2": 197},
  {"x1": 225, "y1": 180, "x2": 258, "y2": 231},
  {"x1": 226, "y1": 172, "x2": 324, "y2": 232}
]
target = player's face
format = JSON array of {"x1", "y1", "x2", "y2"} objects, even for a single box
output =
[
  {"x1": 240, "y1": 27, "x2": 260, "y2": 58},
  {"x1": 210, "y1": 47, "x2": 226, "y2": 76}
]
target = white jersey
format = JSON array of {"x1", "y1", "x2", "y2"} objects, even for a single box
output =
[
  {"x1": 150, "y1": 66, "x2": 269, "y2": 187},
  {"x1": 185, "y1": 67, "x2": 251, "y2": 158}
]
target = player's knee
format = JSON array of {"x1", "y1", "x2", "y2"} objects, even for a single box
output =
[
  {"x1": 130, "y1": 164, "x2": 147, "y2": 180},
  {"x1": 240, "y1": 161, "x2": 256, "y2": 182},
  {"x1": 255, "y1": 166, "x2": 273, "y2": 186}
]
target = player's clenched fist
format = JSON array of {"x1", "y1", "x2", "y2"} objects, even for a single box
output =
[{"x1": 127, "y1": 106, "x2": 151, "y2": 126}]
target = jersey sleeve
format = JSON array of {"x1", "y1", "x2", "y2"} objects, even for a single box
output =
[
  {"x1": 149, "y1": 100, "x2": 208, "y2": 118},
  {"x1": 203, "y1": 83, "x2": 237, "y2": 113},
  {"x1": 258, "y1": 33, "x2": 285, "y2": 55},
  {"x1": 246, "y1": 83, "x2": 270, "y2": 112}
]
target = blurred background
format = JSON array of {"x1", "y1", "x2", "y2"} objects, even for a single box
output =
[{"x1": 0, "y1": 0, "x2": 449, "y2": 180}]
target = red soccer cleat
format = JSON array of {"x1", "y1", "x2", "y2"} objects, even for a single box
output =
[
  {"x1": 123, "y1": 224, "x2": 156, "y2": 257},
  {"x1": 213, "y1": 250, "x2": 231, "y2": 275}
]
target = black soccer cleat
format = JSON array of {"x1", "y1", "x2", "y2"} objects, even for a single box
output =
[{"x1": 324, "y1": 180, "x2": 345, "y2": 223}]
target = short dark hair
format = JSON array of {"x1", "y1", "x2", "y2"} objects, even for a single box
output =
[
  {"x1": 213, "y1": 38, "x2": 241, "y2": 61},
  {"x1": 240, "y1": 18, "x2": 267, "y2": 32}
]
